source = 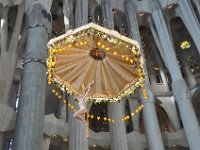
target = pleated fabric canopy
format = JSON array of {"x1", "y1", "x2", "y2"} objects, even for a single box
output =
[{"x1": 47, "y1": 23, "x2": 145, "y2": 102}]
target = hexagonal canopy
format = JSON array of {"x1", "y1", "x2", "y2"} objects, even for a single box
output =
[{"x1": 47, "y1": 23, "x2": 145, "y2": 101}]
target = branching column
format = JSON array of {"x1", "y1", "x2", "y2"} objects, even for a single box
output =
[
  {"x1": 177, "y1": 0, "x2": 200, "y2": 55},
  {"x1": 68, "y1": 0, "x2": 89, "y2": 150},
  {"x1": 14, "y1": 2, "x2": 52, "y2": 150},
  {"x1": 124, "y1": 1, "x2": 165, "y2": 150},
  {"x1": 149, "y1": 1, "x2": 200, "y2": 149},
  {"x1": 102, "y1": 0, "x2": 128, "y2": 150}
]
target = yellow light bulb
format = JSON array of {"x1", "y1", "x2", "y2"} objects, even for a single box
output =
[
  {"x1": 121, "y1": 55, "x2": 125, "y2": 59},
  {"x1": 106, "y1": 48, "x2": 110, "y2": 51},
  {"x1": 84, "y1": 41, "x2": 87, "y2": 45},
  {"x1": 125, "y1": 57, "x2": 129, "y2": 61},
  {"x1": 131, "y1": 112, "x2": 135, "y2": 116},
  {"x1": 48, "y1": 68, "x2": 52, "y2": 72},
  {"x1": 48, "y1": 74, "x2": 52, "y2": 78},
  {"x1": 113, "y1": 51, "x2": 117, "y2": 55},
  {"x1": 52, "y1": 62, "x2": 55, "y2": 66},
  {"x1": 101, "y1": 45, "x2": 105, "y2": 49},
  {"x1": 130, "y1": 59, "x2": 134, "y2": 64},
  {"x1": 97, "y1": 42, "x2": 101, "y2": 46}
]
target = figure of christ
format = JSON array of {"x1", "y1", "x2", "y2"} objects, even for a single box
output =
[{"x1": 73, "y1": 82, "x2": 94, "y2": 125}]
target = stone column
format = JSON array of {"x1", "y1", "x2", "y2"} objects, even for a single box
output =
[
  {"x1": 75, "y1": 0, "x2": 88, "y2": 27},
  {"x1": 101, "y1": 0, "x2": 114, "y2": 29},
  {"x1": 0, "y1": 6, "x2": 8, "y2": 52},
  {"x1": 149, "y1": 1, "x2": 200, "y2": 149},
  {"x1": 101, "y1": 0, "x2": 128, "y2": 150},
  {"x1": 192, "y1": 0, "x2": 200, "y2": 17},
  {"x1": 75, "y1": 0, "x2": 82, "y2": 27},
  {"x1": 68, "y1": 96, "x2": 88, "y2": 150},
  {"x1": 177, "y1": 0, "x2": 200, "y2": 55},
  {"x1": 68, "y1": 0, "x2": 89, "y2": 149},
  {"x1": 13, "y1": 2, "x2": 52, "y2": 150},
  {"x1": 140, "y1": 85, "x2": 165, "y2": 150},
  {"x1": 128, "y1": 96, "x2": 140, "y2": 131},
  {"x1": 42, "y1": 135, "x2": 51, "y2": 150},
  {"x1": 0, "y1": 3, "x2": 24, "y2": 105},
  {"x1": 63, "y1": 0, "x2": 70, "y2": 31},
  {"x1": 125, "y1": 1, "x2": 165, "y2": 150},
  {"x1": 107, "y1": 102, "x2": 129, "y2": 150},
  {"x1": 82, "y1": 0, "x2": 88, "y2": 25}
]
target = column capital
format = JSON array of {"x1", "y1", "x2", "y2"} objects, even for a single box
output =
[{"x1": 27, "y1": 2, "x2": 52, "y2": 35}]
